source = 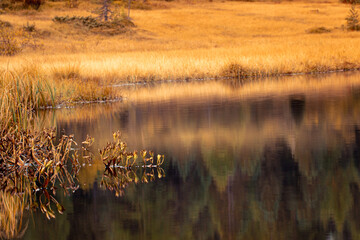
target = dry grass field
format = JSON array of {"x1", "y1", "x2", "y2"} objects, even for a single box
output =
[{"x1": 0, "y1": 0, "x2": 360, "y2": 106}]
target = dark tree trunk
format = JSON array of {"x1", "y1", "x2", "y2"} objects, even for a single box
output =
[{"x1": 128, "y1": 0, "x2": 131, "y2": 19}]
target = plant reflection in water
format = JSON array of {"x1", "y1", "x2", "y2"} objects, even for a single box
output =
[
  {"x1": 0, "y1": 129, "x2": 164, "y2": 239},
  {"x1": 100, "y1": 131, "x2": 165, "y2": 197}
]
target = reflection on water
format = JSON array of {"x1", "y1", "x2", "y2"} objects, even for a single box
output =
[{"x1": 22, "y1": 73, "x2": 360, "y2": 239}]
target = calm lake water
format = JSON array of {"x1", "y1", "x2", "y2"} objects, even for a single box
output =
[{"x1": 23, "y1": 73, "x2": 360, "y2": 239}]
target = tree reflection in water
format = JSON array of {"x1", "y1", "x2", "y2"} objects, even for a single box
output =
[{"x1": 21, "y1": 75, "x2": 360, "y2": 239}]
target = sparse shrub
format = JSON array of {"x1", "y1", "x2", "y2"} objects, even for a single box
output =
[
  {"x1": 0, "y1": 0, "x2": 11, "y2": 10},
  {"x1": 0, "y1": 24, "x2": 22, "y2": 56},
  {"x1": 346, "y1": 4, "x2": 360, "y2": 31},
  {"x1": 0, "y1": 0, "x2": 43, "y2": 10},
  {"x1": 306, "y1": 26, "x2": 332, "y2": 34},
  {"x1": 53, "y1": 15, "x2": 100, "y2": 27},
  {"x1": 128, "y1": 0, "x2": 151, "y2": 10},
  {"x1": 66, "y1": 0, "x2": 79, "y2": 8},
  {"x1": 0, "y1": 22, "x2": 38, "y2": 56},
  {"x1": 24, "y1": 0, "x2": 44, "y2": 10},
  {"x1": 0, "y1": 20, "x2": 12, "y2": 27},
  {"x1": 116, "y1": 0, "x2": 151, "y2": 10},
  {"x1": 341, "y1": 0, "x2": 360, "y2": 4},
  {"x1": 52, "y1": 15, "x2": 135, "y2": 35},
  {"x1": 0, "y1": 0, "x2": 19, "y2": 10},
  {"x1": 221, "y1": 63, "x2": 252, "y2": 78},
  {"x1": 23, "y1": 22, "x2": 36, "y2": 32}
]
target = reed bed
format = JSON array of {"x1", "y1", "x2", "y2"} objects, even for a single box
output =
[{"x1": 0, "y1": 66, "x2": 119, "y2": 123}]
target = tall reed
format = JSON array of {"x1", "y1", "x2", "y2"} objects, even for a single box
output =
[
  {"x1": 0, "y1": 65, "x2": 119, "y2": 130},
  {"x1": 0, "y1": 68, "x2": 56, "y2": 129}
]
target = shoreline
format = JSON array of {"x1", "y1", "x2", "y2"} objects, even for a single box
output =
[
  {"x1": 36, "y1": 68, "x2": 360, "y2": 110},
  {"x1": 110, "y1": 67, "x2": 360, "y2": 87}
]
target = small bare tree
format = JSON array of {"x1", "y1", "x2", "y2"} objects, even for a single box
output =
[
  {"x1": 346, "y1": 3, "x2": 360, "y2": 31},
  {"x1": 127, "y1": 0, "x2": 131, "y2": 19},
  {"x1": 98, "y1": 0, "x2": 112, "y2": 21}
]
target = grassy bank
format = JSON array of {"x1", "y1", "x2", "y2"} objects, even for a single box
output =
[
  {"x1": 0, "y1": 0, "x2": 360, "y2": 86},
  {"x1": 0, "y1": 67, "x2": 119, "y2": 121}
]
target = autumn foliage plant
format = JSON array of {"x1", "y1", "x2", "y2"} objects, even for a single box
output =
[
  {"x1": 0, "y1": 20, "x2": 37, "y2": 56},
  {"x1": 100, "y1": 131, "x2": 165, "y2": 196},
  {"x1": 0, "y1": 21, "x2": 22, "y2": 56},
  {"x1": 0, "y1": 119, "x2": 94, "y2": 238},
  {"x1": 0, "y1": 127, "x2": 94, "y2": 214}
]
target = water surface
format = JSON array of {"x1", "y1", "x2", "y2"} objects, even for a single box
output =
[{"x1": 23, "y1": 73, "x2": 360, "y2": 239}]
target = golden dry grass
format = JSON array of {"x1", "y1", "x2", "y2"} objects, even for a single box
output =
[
  {"x1": 0, "y1": 65, "x2": 119, "y2": 121},
  {"x1": 0, "y1": 0, "x2": 359, "y2": 84}
]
